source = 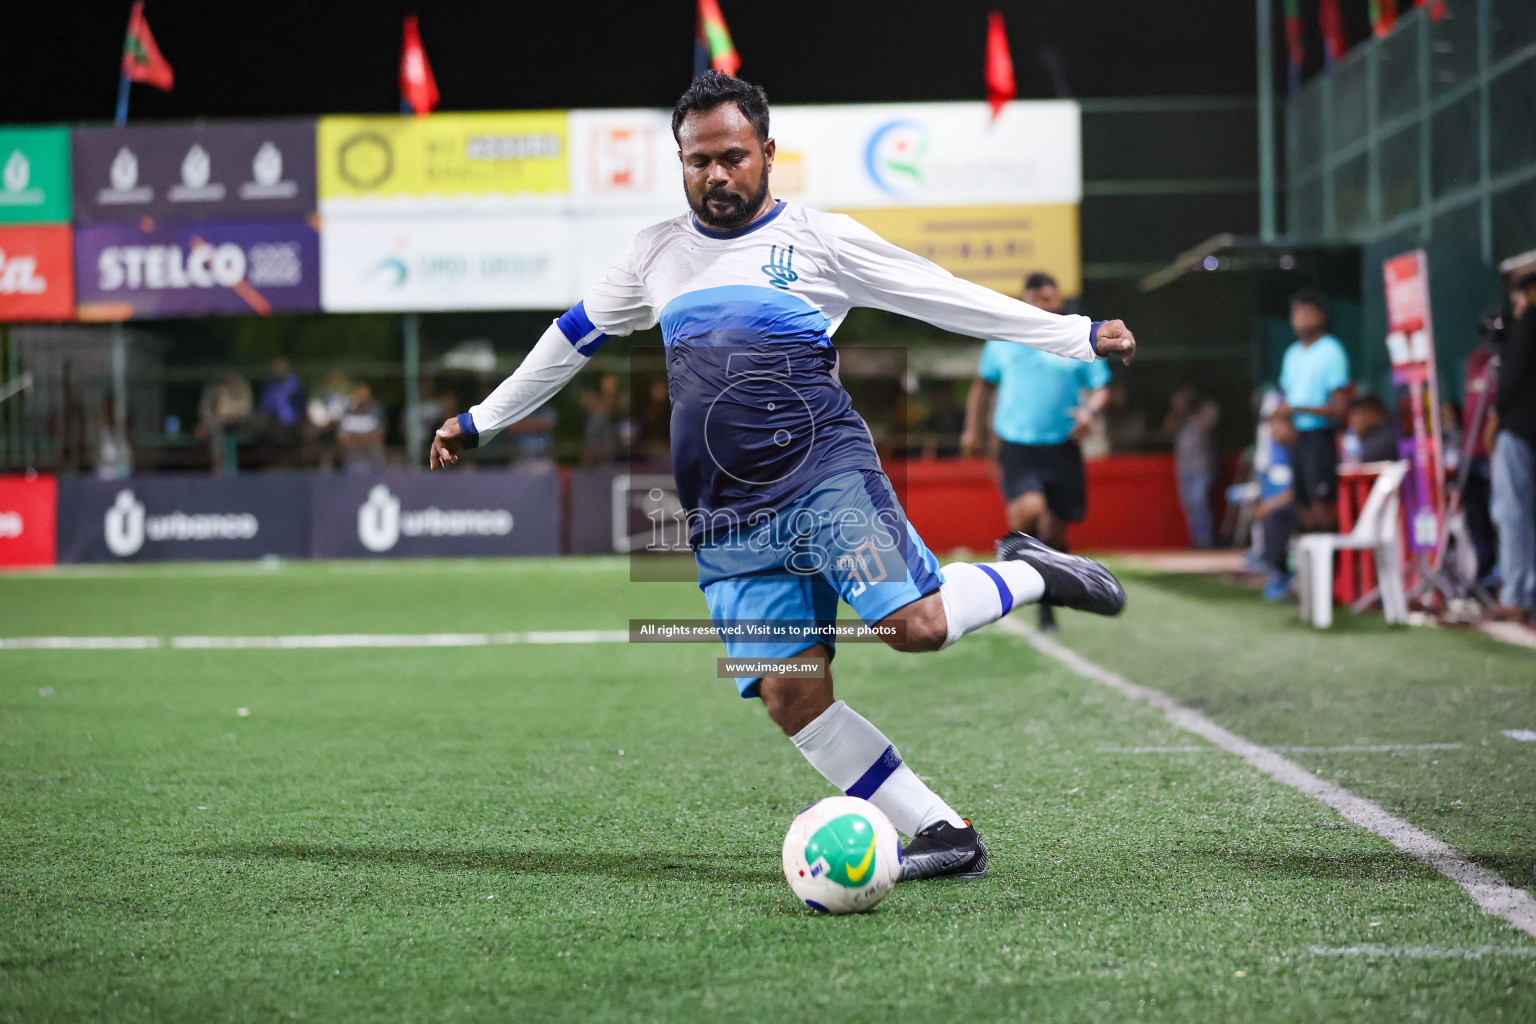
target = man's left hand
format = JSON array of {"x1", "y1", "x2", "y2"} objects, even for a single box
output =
[{"x1": 1097, "y1": 320, "x2": 1136, "y2": 365}]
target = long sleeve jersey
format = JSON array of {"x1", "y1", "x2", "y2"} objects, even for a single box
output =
[{"x1": 459, "y1": 200, "x2": 1103, "y2": 545}]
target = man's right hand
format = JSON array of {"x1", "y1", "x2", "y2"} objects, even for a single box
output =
[
  {"x1": 430, "y1": 416, "x2": 466, "y2": 470},
  {"x1": 1096, "y1": 320, "x2": 1137, "y2": 365}
]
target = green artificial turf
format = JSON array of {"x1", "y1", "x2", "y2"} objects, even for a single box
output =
[{"x1": 1, "y1": 558, "x2": 1533, "y2": 1023}]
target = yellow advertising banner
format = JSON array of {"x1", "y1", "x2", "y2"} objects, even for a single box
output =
[
  {"x1": 318, "y1": 112, "x2": 569, "y2": 201},
  {"x1": 835, "y1": 204, "x2": 1080, "y2": 298}
]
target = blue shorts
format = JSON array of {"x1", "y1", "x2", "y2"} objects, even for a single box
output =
[{"x1": 696, "y1": 469, "x2": 944, "y2": 697}]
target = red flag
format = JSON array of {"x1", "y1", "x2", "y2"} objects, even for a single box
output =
[
  {"x1": 1369, "y1": 0, "x2": 1397, "y2": 38},
  {"x1": 985, "y1": 10, "x2": 1016, "y2": 121},
  {"x1": 400, "y1": 14, "x2": 439, "y2": 116},
  {"x1": 121, "y1": 1, "x2": 173, "y2": 91},
  {"x1": 697, "y1": 0, "x2": 741, "y2": 77},
  {"x1": 1320, "y1": 0, "x2": 1347, "y2": 65},
  {"x1": 1415, "y1": 0, "x2": 1447, "y2": 21}
]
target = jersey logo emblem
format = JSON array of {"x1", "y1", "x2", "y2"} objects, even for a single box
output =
[{"x1": 761, "y1": 244, "x2": 798, "y2": 290}]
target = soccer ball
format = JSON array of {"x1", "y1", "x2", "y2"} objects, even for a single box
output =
[{"x1": 781, "y1": 795, "x2": 902, "y2": 914}]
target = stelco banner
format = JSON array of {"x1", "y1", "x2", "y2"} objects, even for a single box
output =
[
  {"x1": 0, "y1": 225, "x2": 73, "y2": 321},
  {"x1": 54, "y1": 474, "x2": 311, "y2": 563},
  {"x1": 309, "y1": 468, "x2": 558, "y2": 558},
  {"x1": 74, "y1": 218, "x2": 320, "y2": 319},
  {"x1": 0, "y1": 125, "x2": 71, "y2": 224},
  {"x1": 71, "y1": 121, "x2": 316, "y2": 224},
  {"x1": 318, "y1": 112, "x2": 568, "y2": 209}
]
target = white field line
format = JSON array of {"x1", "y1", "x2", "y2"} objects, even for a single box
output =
[
  {"x1": 1308, "y1": 945, "x2": 1536, "y2": 959},
  {"x1": 0, "y1": 631, "x2": 629, "y2": 651},
  {"x1": 998, "y1": 617, "x2": 1536, "y2": 940},
  {"x1": 0, "y1": 636, "x2": 162, "y2": 650},
  {"x1": 1503, "y1": 729, "x2": 1536, "y2": 742},
  {"x1": 1100, "y1": 743, "x2": 1465, "y2": 755}
]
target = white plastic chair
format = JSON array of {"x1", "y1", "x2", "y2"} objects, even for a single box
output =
[{"x1": 1294, "y1": 460, "x2": 1411, "y2": 628}]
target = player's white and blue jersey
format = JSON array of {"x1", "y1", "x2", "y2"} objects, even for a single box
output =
[{"x1": 457, "y1": 199, "x2": 1103, "y2": 692}]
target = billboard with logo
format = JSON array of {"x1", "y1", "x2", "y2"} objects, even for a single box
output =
[
  {"x1": 567, "y1": 110, "x2": 679, "y2": 213},
  {"x1": 320, "y1": 213, "x2": 572, "y2": 312},
  {"x1": 54, "y1": 474, "x2": 311, "y2": 562},
  {"x1": 309, "y1": 468, "x2": 559, "y2": 558},
  {"x1": 0, "y1": 225, "x2": 73, "y2": 321},
  {"x1": 0, "y1": 126, "x2": 71, "y2": 225},
  {"x1": 317, "y1": 112, "x2": 568, "y2": 209},
  {"x1": 71, "y1": 121, "x2": 316, "y2": 225},
  {"x1": 74, "y1": 218, "x2": 320, "y2": 319},
  {"x1": 0, "y1": 474, "x2": 57, "y2": 567}
]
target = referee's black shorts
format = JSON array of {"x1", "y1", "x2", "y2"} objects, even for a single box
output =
[{"x1": 997, "y1": 439, "x2": 1088, "y2": 523}]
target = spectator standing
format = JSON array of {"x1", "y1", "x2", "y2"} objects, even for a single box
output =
[
  {"x1": 1461, "y1": 317, "x2": 1501, "y2": 584},
  {"x1": 961, "y1": 271, "x2": 1111, "y2": 633},
  {"x1": 1164, "y1": 386, "x2": 1219, "y2": 548},
  {"x1": 258, "y1": 357, "x2": 306, "y2": 434},
  {"x1": 196, "y1": 369, "x2": 253, "y2": 475},
  {"x1": 1489, "y1": 272, "x2": 1536, "y2": 622},
  {"x1": 337, "y1": 381, "x2": 386, "y2": 470},
  {"x1": 1278, "y1": 289, "x2": 1351, "y2": 529}
]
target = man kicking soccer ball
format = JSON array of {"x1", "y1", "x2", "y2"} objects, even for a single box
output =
[{"x1": 431, "y1": 72, "x2": 1135, "y2": 881}]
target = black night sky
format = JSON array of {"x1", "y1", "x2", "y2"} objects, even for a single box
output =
[{"x1": 1, "y1": 1, "x2": 1288, "y2": 125}]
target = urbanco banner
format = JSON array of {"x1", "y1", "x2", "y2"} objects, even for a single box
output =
[
  {"x1": 71, "y1": 120, "x2": 316, "y2": 224},
  {"x1": 75, "y1": 218, "x2": 320, "y2": 319},
  {"x1": 55, "y1": 474, "x2": 311, "y2": 563},
  {"x1": 309, "y1": 468, "x2": 559, "y2": 558},
  {"x1": 0, "y1": 125, "x2": 72, "y2": 224}
]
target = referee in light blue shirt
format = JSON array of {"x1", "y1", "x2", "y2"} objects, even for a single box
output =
[
  {"x1": 962, "y1": 272, "x2": 1112, "y2": 633},
  {"x1": 1277, "y1": 288, "x2": 1352, "y2": 529}
]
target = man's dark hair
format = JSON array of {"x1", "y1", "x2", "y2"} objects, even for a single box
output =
[
  {"x1": 1348, "y1": 393, "x2": 1386, "y2": 416},
  {"x1": 1513, "y1": 270, "x2": 1536, "y2": 293},
  {"x1": 672, "y1": 71, "x2": 770, "y2": 145},
  {"x1": 1023, "y1": 272, "x2": 1058, "y2": 292},
  {"x1": 1290, "y1": 287, "x2": 1328, "y2": 313}
]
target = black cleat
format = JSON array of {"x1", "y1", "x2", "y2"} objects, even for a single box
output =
[
  {"x1": 899, "y1": 820, "x2": 988, "y2": 881},
  {"x1": 1037, "y1": 603, "x2": 1059, "y2": 634},
  {"x1": 996, "y1": 532, "x2": 1126, "y2": 617}
]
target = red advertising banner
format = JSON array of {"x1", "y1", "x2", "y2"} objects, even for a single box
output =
[
  {"x1": 0, "y1": 225, "x2": 74, "y2": 322},
  {"x1": 1382, "y1": 249, "x2": 1445, "y2": 554},
  {"x1": 0, "y1": 474, "x2": 57, "y2": 567}
]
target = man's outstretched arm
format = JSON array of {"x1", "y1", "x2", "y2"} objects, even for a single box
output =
[
  {"x1": 430, "y1": 307, "x2": 606, "y2": 469},
  {"x1": 824, "y1": 214, "x2": 1136, "y2": 365}
]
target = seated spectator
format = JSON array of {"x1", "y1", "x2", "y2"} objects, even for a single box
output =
[
  {"x1": 337, "y1": 381, "x2": 386, "y2": 470},
  {"x1": 580, "y1": 385, "x2": 619, "y2": 467},
  {"x1": 258, "y1": 357, "x2": 306, "y2": 436},
  {"x1": 1165, "y1": 385, "x2": 1219, "y2": 548},
  {"x1": 307, "y1": 368, "x2": 351, "y2": 431},
  {"x1": 507, "y1": 401, "x2": 557, "y2": 467},
  {"x1": 1343, "y1": 394, "x2": 1398, "y2": 464},
  {"x1": 1257, "y1": 408, "x2": 1298, "y2": 601}
]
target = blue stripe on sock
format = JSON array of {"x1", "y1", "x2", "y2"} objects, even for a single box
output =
[
  {"x1": 846, "y1": 744, "x2": 902, "y2": 800},
  {"x1": 975, "y1": 563, "x2": 1014, "y2": 615}
]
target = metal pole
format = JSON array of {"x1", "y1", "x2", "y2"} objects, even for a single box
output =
[
  {"x1": 1257, "y1": 0, "x2": 1278, "y2": 242},
  {"x1": 402, "y1": 313, "x2": 424, "y2": 466},
  {"x1": 111, "y1": 323, "x2": 128, "y2": 444}
]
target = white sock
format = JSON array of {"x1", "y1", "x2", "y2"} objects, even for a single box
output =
[
  {"x1": 790, "y1": 700, "x2": 965, "y2": 836},
  {"x1": 937, "y1": 560, "x2": 1045, "y2": 649}
]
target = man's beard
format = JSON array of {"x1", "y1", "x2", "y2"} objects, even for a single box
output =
[{"x1": 688, "y1": 172, "x2": 770, "y2": 229}]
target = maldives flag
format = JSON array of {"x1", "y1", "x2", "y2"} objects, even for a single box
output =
[
  {"x1": 400, "y1": 14, "x2": 439, "y2": 116},
  {"x1": 696, "y1": 0, "x2": 740, "y2": 77},
  {"x1": 1320, "y1": 0, "x2": 1347, "y2": 65},
  {"x1": 1369, "y1": 0, "x2": 1397, "y2": 38},
  {"x1": 985, "y1": 10, "x2": 1016, "y2": 121},
  {"x1": 121, "y1": 1, "x2": 173, "y2": 91},
  {"x1": 1416, "y1": 0, "x2": 1447, "y2": 21}
]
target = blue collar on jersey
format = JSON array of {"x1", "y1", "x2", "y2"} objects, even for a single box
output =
[{"x1": 690, "y1": 198, "x2": 786, "y2": 239}]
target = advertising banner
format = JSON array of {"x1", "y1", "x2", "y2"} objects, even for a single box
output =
[
  {"x1": 0, "y1": 126, "x2": 71, "y2": 224},
  {"x1": 55, "y1": 474, "x2": 311, "y2": 563},
  {"x1": 309, "y1": 468, "x2": 559, "y2": 558},
  {"x1": 770, "y1": 101, "x2": 1081, "y2": 210},
  {"x1": 74, "y1": 218, "x2": 320, "y2": 319},
  {"x1": 320, "y1": 213, "x2": 573, "y2": 312},
  {"x1": 71, "y1": 120, "x2": 316, "y2": 224},
  {"x1": 318, "y1": 112, "x2": 568, "y2": 208},
  {"x1": 567, "y1": 110, "x2": 680, "y2": 213},
  {"x1": 1382, "y1": 249, "x2": 1445, "y2": 553},
  {"x1": 0, "y1": 225, "x2": 73, "y2": 322},
  {"x1": 0, "y1": 474, "x2": 57, "y2": 567}
]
